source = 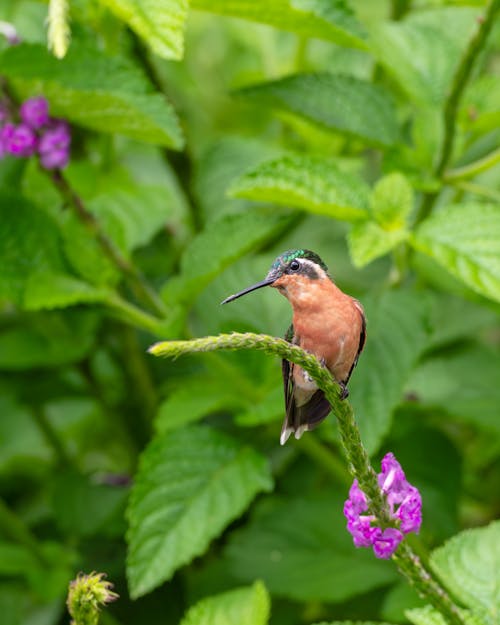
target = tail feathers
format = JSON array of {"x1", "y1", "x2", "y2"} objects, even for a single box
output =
[{"x1": 280, "y1": 390, "x2": 331, "y2": 445}]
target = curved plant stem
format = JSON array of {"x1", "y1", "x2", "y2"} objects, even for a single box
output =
[
  {"x1": 445, "y1": 147, "x2": 500, "y2": 182},
  {"x1": 149, "y1": 332, "x2": 467, "y2": 625},
  {"x1": 150, "y1": 332, "x2": 387, "y2": 514},
  {"x1": 452, "y1": 180, "x2": 500, "y2": 202},
  {"x1": 106, "y1": 293, "x2": 164, "y2": 335},
  {"x1": 416, "y1": 0, "x2": 500, "y2": 225},
  {"x1": 393, "y1": 543, "x2": 466, "y2": 625},
  {"x1": 52, "y1": 170, "x2": 168, "y2": 317}
]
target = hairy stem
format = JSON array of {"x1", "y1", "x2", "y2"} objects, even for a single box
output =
[
  {"x1": 393, "y1": 543, "x2": 466, "y2": 625},
  {"x1": 150, "y1": 333, "x2": 467, "y2": 621},
  {"x1": 150, "y1": 333, "x2": 387, "y2": 515},
  {"x1": 149, "y1": 332, "x2": 467, "y2": 625},
  {"x1": 416, "y1": 0, "x2": 500, "y2": 224},
  {"x1": 52, "y1": 170, "x2": 168, "y2": 317}
]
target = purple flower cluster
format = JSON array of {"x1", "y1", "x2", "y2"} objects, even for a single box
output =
[
  {"x1": 0, "y1": 96, "x2": 71, "y2": 169},
  {"x1": 344, "y1": 453, "x2": 422, "y2": 559}
]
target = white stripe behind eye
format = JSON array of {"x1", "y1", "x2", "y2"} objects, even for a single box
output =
[{"x1": 300, "y1": 259, "x2": 328, "y2": 279}]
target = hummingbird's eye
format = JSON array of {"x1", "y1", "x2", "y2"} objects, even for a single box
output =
[{"x1": 289, "y1": 260, "x2": 300, "y2": 271}]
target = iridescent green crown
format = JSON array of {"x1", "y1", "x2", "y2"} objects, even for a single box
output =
[{"x1": 272, "y1": 249, "x2": 328, "y2": 273}]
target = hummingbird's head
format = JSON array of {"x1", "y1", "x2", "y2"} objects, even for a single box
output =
[{"x1": 221, "y1": 249, "x2": 329, "y2": 304}]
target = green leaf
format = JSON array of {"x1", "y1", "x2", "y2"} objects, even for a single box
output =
[
  {"x1": 0, "y1": 393, "x2": 52, "y2": 472},
  {"x1": 192, "y1": 0, "x2": 366, "y2": 49},
  {"x1": 0, "y1": 543, "x2": 38, "y2": 575},
  {"x1": 235, "y1": 386, "x2": 283, "y2": 427},
  {"x1": 371, "y1": 173, "x2": 414, "y2": 228},
  {"x1": 60, "y1": 212, "x2": 120, "y2": 287},
  {"x1": 24, "y1": 273, "x2": 109, "y2": 311},
  {"x1": 87, "y1": 186, "x2": 174, "y2": 252},
  {"x1": 370, "y1": 7, "x2": 481, "y2": 105},
  {"x1": 390, "y1": 426, "x2": 461, "y2": 541},
  {"x1": 224, "y1": 495, "x2": 397, "y2": 602},
  {"x1": 53, "y1": 471, "x2": 128, "y2": 537},
  {"x1": 382, "y1": 582, "x2": 425, "y2": 623},
  {"x1": 313, "y1": 622, "x2": 398, "y2": 625},
  {"x1": 463, "y1": 75, "x2": 500, "y2": 134},
  {"x1": 425, "y1": 294, "x2": 497, "y2": 350},
  {"x1": 1, "y1": 43, "x2": 183, "y2": 148},
  {"x1": 162, "y1": 210, "x2": 291, "y2": 303},
  {"x1": 180, "y1": 581, "x2": 270, "y2": 625},
  {"x1": 350, "y1": 289, "x2": 429, "y2": 454},
  {"x1": 411, "y1": 203, "x2": 500, "y2": 304},
  {"x1": 0, "y1": 311, "x2": 99, "y2": 370},
  {"x1": 238, "y1": 73, "x2": 399, "y2": 147},
  {"x1": 407, "y1": 346, "x2": 500, "y2": 435},
  {"x1": 57, "y1": 171, "x2": 175, "y2": 288},
  {"x1": 194, "y1": 137, "x2": 281, "y2": 222},
  {"x1": 0, "y1": 192, "x2": 64, "y2": 305},
  {"x1": 229, "y1": 154, "x2": 369, "y2": 221},
  {"x1": 347, "y1": 172, "x2": 414, "y2": 267},
  {"x1": 430, "y1": 522, "x2": 500, "y2": 625},
  {"x1": 155, "y1": 378, "x2": 243, "y2": 433},
  {"x1": 127, "y1": 426, "x2": 273, "y2": 598},
  {"x1": 407, "y1": 606, "x2": 484, "y2": 625},
  {"x1": 348, "y1": 221, "x2": 408, "y2": 268},
  {"x1": 99, "y1": 0, "x2": 189, "y2": 60}
]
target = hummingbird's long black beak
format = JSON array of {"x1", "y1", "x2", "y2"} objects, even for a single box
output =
[{"x1": 221, "y1": 278, "x2": 275, "y2": 304}]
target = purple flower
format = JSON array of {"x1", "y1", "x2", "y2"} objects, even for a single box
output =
[
  {"x1": 38, "y1": 120, "x2": 71, "y2": 170},
  {"x1": 348, "y1": 515, "x2": 378, "y2": 547},
  {"x1": 343, "y1": 452, "x2": 422, "y2": 559},
  {"x1": 372, "y1": 528, "x2": 404, "y2": 559},
  {"x1": 20, "y1": 97, "x2": 49, "y2": 129},
  {"x1": 397, "y1": 485, "x2": 422, "y2": 534},
  {"x1": 344, "y1": 480, "x2": 368, "y2": 518},
  {"x1": 1, "y1": 122, "x2": 37, "y2": 157}
]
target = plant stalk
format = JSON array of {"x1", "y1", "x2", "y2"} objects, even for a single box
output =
[
  {"x1": 51, "y1": 170, "x2": 168, "y2": 317},
  {"x1": 148, "y1": 331, "x2": 467, "y2": 625},
  {"x1": 445, "y1": 147, "x2": 500, "y2": 182},
  {"x1": 106, "y1": 293, "x2": 164, "y2": 335},
  {"x1": 393, "y1": 543, "x2": 466, "y2": 625},
  {"x1": 416, "y1": 0, "x2": 500, "y2": 224}
]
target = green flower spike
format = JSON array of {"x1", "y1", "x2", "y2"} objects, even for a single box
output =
[{"x1": 67, "y1": 571, "x2": 119, "y2": 625}]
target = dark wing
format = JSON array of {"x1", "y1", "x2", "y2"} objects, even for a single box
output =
[
  {"x1": 280, "y1": 324, "x2": 331, "y2": 445},
  {"x1": 343, "y1": 298, "x2": 366, "y2": 385},
  {"x1": 281, "y1": 324, "x2": 295, "y2": 424}
]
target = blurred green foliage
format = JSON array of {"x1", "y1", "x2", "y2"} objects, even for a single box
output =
[{"x1": 0, "y1": 0, "x2": 499, "y2": 624}]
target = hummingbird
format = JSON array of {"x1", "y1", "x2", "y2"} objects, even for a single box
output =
[{"x1": 222, "y1": 249, "x2": 366, "y2": 445}]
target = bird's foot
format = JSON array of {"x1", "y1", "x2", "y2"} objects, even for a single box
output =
[{"x1": 339, "y1": 382, "x2": 349, "y2": 400}]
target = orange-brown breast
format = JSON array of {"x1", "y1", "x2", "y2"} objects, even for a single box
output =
[{"x1": 273, "y1": 274, "x2": 364, "y2": 384}]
